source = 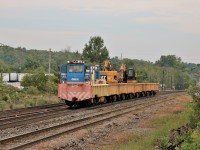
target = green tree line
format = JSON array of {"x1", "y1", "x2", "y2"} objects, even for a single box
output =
[{"x1": 0, "y1": 36, "x2": 199, "y2": 91}]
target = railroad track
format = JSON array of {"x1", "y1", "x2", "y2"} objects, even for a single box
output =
[
  {"x1": 0, "y1": 106, "x2": 71, "y2": 130},
  {"x1": 0, "y1": 97, "x2": 146, "y2": 130},
  {"x1": 0, "y1": 93, "x2": 183, "y2": 150},
  {"x1": 0, "y1": 91, "x2": 185, "y2": 130},
  {"x1": 0, "y1": 103, "x2": 65, "y2": 119},
  {"x1": 0, "y1": 91, "x2": 184, "y2": 130},
  {"x1": 0, "y1": 90, "x2": 183, "y2": 119}
]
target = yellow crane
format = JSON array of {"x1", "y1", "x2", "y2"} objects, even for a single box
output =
[{"x1": 100, "y1": 60, "x2": 118, "y2": 84}]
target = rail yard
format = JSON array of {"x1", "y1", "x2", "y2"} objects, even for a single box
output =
[
  {"x1": 0, "y1": 91, "x2": 187, "y2": 150},
  {"x1": 0, "y1": 58, "x2": 195, "y2": 149},
  {"x1": 1, "y1": 2, "x2": 199, "y2": 148}
]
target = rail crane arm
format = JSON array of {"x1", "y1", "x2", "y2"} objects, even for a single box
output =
[{"x1": 103, "y1": 60, "x2": 112, "y2": 71}]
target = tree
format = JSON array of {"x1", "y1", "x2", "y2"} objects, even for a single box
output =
[
  {"x1": 187, "y1": 85, "x2": 200, "y2": 128},
  {"x1": 110, "y1": 56, "x2": 121, "y2": 71},
  {"x1": 155, "y1": 55, "x2": 185, "y2": 70},
  {"x1": 21, "y1": 68, "x2": 48, "y2": 92},
  {"x1": 24, "y1": 56, "x2": 40, "y2": 71},
  {"x1": 82, "y1": 36, "x2": 109, "y2": 63},
  {"x1": 0, "y1": 60, "x2": 9, "y2": 72}
]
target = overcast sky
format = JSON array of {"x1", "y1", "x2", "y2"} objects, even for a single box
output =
[{"x1": 0, "y1": 0, "x2": 200, "y2": 63}]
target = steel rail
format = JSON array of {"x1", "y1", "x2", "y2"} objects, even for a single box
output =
[
  {"x1": 0, "y1": 95, "x2": 152, "y2": 130},
  {"x1": 0, "y1": 103, "x2": 65, "y2": 119}
]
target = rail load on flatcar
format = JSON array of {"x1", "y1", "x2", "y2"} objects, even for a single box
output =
[{"x1": 58, "y1": 60, "x2": 160, "y2": 107}]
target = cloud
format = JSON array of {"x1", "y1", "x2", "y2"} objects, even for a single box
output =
[
  {"x1": 0, "y1": 28, "x2": 89, "y2": 50},
  {"x1": 1, "y1": 0, "x2": 200, "y2": 34},
  {"x1": 0, "y1": 0, "x2": 199, "y2": 14},
  {"x1": 0, "y1": 0, "x2": 200, "y2": 63}
]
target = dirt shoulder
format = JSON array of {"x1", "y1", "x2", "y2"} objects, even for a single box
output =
[{"x1": 32, "y1": 94, "x2": 192, "y2": 150}]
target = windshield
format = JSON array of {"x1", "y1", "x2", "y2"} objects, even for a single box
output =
[
  {"x1": 61, "y1": 65, "x2": 67, "y2": 73},
  {"x1": 68, "y1": 65, "x2": 83, "y2": 73},
  {"x1": 128, "y1": 69, "x2": 133, "y2": 77}
]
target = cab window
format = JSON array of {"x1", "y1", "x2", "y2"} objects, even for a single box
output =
[
  {"x1": 61, "y1": 65, "x2": 67, "y2": 73},
  {"x1": 128, "y1": 70, "x2": 133, "y2": 77},
  {"x1": 85, "y1": 66, "x2": 90, "y2": 73},
  {"x1": 68, "y1": 65, "x2": 83, "y2": 73}
]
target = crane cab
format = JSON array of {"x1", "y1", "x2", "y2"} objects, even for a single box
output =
[{"x1": 127, "y1": 68, "x2": 136, "y2": 83}]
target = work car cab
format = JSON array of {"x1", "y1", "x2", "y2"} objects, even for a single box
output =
[{"x1": 58, "y1": 60, "x2": 94, "y2": 107}]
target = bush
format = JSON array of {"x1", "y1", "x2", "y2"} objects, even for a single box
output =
[
  {"x1": 25, "y1": 98, "x2": 52, "y2": 107},
  {"x1": 0, "y1": 100, "x2": 6, "y2": 111},
  {"x1": 21, "y1": 68, "x2": 48, "y2": 92},
  {"x1": 26, "y1": 99, "x2": 36, "y2": 107},
  {"x1": 26, "y1": 86, "x2": 40, "y2": 95},
  {"x1": 181, "y1": 127, "x2": 200, "y2": 150},
  {"x1": 157, "y1": 137, "x2": 168, "y2": 150},
  {"x1": 2, "y1": 94, "x2": 11, "y2": 101},
  {"x1": 187, "y1": 85, "x2": 200, "y2": 128}
]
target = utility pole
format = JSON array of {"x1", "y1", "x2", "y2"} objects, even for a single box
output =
[
  {"x1": 48, "y1": 48, "x2": 51, "y2": 95},
  {"x1": 121, "y1": 53, "x2": 123, "y2": 65},
  {"x1": 162, "y1": 70, "x2": 165, "y2": 91},
  {"x1": 171, "y1": 74, "x2": 173, "y2": 90}
]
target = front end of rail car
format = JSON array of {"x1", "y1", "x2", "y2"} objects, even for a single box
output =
[{"x1": 58, "y1": 60, "x2": 100, "y2": 107}]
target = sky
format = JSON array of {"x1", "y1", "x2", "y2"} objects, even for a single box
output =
[{"x1": 0, "y1": 0, "x2": 200, "y2": 63}]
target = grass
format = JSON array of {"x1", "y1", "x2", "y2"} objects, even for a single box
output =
[
  {"x1": 105, "y1": 107, "x2": 190, "y2": 150},
  {"x1": 0, "y1": 82, "x2": 60, "y2": 111},
  {"x1": 0, "y1": 92, "x2": 60, "y2": 111}
]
